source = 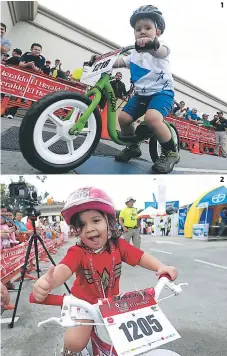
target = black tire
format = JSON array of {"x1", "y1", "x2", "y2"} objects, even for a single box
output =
[
  {"x1": 149, "y1": 123, "x2": 180, "y2": 163},
  {"x1": 19, "y1": 91, "x2": 102, "y2": 173}
]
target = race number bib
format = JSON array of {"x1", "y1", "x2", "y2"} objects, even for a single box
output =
[
  {"x1": 84, "y1": 49, "x2": 122, "y2": 79},
  {"x1": 99, "y1": 292, "x2": 180, "y2": 356}
]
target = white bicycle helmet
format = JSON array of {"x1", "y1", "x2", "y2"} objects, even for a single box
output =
[{"x1": 130, "y1": 5, "x2": 165, "y2": 34}]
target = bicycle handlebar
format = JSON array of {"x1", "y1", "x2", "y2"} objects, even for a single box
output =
[
  {"x1": 29, "y1": 275, "x2": 187, "y2": 328},
  {"x1": 29, "y1": 274, "x2": 177, "y2": 307},
  {"x1": 29, "y1": 293, "x2": 66, "y2": 306}
]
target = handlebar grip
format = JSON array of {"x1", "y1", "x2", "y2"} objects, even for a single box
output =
[
  {"x1": 135, "y1": 39, "x2": 160, "y2": 53},
  {"x1": 158, "y1": 273, "x2": 172, "y2": 280},
  {"x1": 29, "y1": 293, "x2": 65, "y2": 306}
]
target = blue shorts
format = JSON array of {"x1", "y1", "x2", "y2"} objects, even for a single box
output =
[{"x1": 122, "y1": 90, "x2": 174, "y2": 121}]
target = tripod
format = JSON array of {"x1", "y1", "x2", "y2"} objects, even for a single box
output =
[{"x1": 8, "y1": 219, "x2": 71, "y2": 328}]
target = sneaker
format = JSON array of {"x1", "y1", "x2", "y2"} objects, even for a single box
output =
[
  {"x1": 115, "y1": 145, "x2": 142, "y2": 162},
  {"x1": 152, "y1": 150, "x2": 180, "y2": 174},
  {"x1": 7, "y1": 115, "x2": 14, "y2": 119}
]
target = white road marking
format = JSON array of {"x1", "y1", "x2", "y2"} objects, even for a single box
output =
[
  {"x1": 174, "y1": 167, "x2": 227, "y2": 173},
  {"x1": 0, "y1": 317, "x2": 19, "y2": 324},
  {"x1": 155, "y1": 241, "x2": 183, "y2": 245},
  {"x1": 194, "y1": 259, "x2": 227, "y2": 270},
  {"x1": 150, "y1": 248, "x2": 172, "y2": 255}
]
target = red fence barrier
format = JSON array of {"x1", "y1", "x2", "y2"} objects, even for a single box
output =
[
  {"x1": 166, "y1": 115, "x2": 216, "y2": 152},
  {"x1": 0, "y1": 235, "x2": 64, "y2": 285}
]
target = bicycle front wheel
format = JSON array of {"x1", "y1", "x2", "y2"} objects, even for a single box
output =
[{"x1": 19, "y1": 91, "x2": 102, "y2": 173}]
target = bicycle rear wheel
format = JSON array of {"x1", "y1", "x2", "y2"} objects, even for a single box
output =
[{"x1": 149, "y1": 123, "x2": 180, "y2": 163}]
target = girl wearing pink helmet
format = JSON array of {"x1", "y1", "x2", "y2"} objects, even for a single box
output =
[{"x1": 32, "y1": 187, "x2": 177, "y2": 354}]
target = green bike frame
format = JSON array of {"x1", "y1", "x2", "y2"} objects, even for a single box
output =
[
  {"x1": 66, "y1": 72, "x2": 175, "y2": 146},
  {"x1": 67, "y1": 73, "x2": 127, "y2": 146}
]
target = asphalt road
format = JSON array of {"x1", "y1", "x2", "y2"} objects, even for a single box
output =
[
  {"x1": 1, "y1": 117, "x2": 227, "y2": 174},
  {"x1": 1, "y1": 235, "x2": 227, "y2": 356}
]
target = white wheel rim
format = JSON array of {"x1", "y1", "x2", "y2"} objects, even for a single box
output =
[
  {"x1": 156, "y1": 126, "x2": 178, "y2": 156},
  {"x1": 33, "y1": 99, "x2": 97, "y2": 165}
]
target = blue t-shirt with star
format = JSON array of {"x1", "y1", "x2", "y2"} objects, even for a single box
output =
[{"x1": 123, "y1": 41, "x2": 174, "y2": 96}]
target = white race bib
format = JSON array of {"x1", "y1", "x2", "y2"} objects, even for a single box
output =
[
  {"x1": 99, "y1": 293, "x2": 180, "y2": 356},
  {"x1": 84, "y1": 49, "x2": 122, "y2": 79}
]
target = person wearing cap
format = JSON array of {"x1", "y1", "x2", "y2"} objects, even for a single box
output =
[
  {"x1": 210, "y1": 111, "x2": 227, "y2": 157},
  {"x1": 119, "y1": 197, "x2": 141, "y2": 248},
  {"x1": 200, "y1": 114, "x2": 211, "y2": 128}
]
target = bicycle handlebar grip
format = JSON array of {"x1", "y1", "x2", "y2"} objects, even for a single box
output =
[
  {"x1": 135, "y1": 39, "x2": 160, "y2": 53},
  {"x1": 29, "y1": 293, "x2": 65, "y2": 306},
  {"x1": 158, "y1": 273, "x2": 172, "y2": 280}
]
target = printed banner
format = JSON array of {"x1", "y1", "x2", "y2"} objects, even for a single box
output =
[
  {"x1": 0, "y1": 238, "x2": 57, "y2": 279},
  {"x1": 0, "y1": 65, "x2": 86, "y2": 101},
  {"x1": 178, "y1": 207, "x2": 188, "y2": 235}
]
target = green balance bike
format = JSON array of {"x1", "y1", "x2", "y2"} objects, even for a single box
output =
[{"x1": 19, "y1": 46, "x2": 179, "y2": 174}]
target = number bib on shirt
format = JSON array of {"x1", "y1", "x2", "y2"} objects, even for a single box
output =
[
  {"x1": 84, "y1": 48, "x2": 122, "y2": 79},
  {"x1": 99, "y1": 292, "x2": 180, "y2": 356}
]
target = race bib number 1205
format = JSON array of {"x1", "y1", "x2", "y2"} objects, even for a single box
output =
[{"x1": 99, "y1": 294, "x2": 180, "y2": 356}]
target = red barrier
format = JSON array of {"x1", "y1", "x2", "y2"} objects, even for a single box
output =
[
  {"x1": 0, "y1": 235, "x2": 65, "y2": 285},
  {"x1": 0, "y1": 64, "x2": 86, "y2": 116},
  {"x1": 166, "y1": 115, "x2": 216, "y2": 154}
]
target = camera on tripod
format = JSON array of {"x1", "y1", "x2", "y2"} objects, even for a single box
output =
[{"x1": 9, "y1": 182, "x2": 41, "y2": 219}]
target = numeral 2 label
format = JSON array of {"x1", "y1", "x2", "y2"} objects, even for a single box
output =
[
  {"x1": 92, "y1": 59, "x2": 111, "y2": 72},
  {"x1": 119, "y1": 314, "x2": 163, "y2": 342}
]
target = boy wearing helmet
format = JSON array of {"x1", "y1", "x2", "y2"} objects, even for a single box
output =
[
  {"x1": 32, "y1": 187, "x2": 177, "y2": 353},
  {"x1": 112, "y1": 5, "x2": 179, "y2": 173}
]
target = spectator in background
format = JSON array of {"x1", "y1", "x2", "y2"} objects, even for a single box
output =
[
  {"x1": 5, "y1": 209, "x2": 19, "y2": 246},
  {"x1": 71, "y1": 66, "x2": 83, "y2": 82},
  {"x1": 65, "y1": 70, "x2": 71, "y2": 80},
  {"x1": 14, "y1": 211, "x2": 30, "y2": 242},
  {"x1": 210, "y1": 111, "x2": 227, "y2": 158},
  {"x1": 184, "y1": 108, "x2": 200, "y2": 124},
  {"x1": 19, "y1": 43, "x2": 45, "y2": 73},
  {"x1": 42, "y1": 60, "x2": 51, "y2": 75},
  {"x1": 5, "y1": 48, "x2": 22, "y2": 65},
  {"x1": 0, "y1": 204, "x2": 7, "y2": 217},
  {"x1": 217, "y1": 207, "x2": 227, "y2": 238},
  {"x1": 199, "y1": 113, "x2": 211, "y2": 128},
  {"x1": 0, "y1": 215, "x2": 11, "y2": 249},
  {"x1": 1, "y1": 53, "x2": 9, "y2": 64},
  {"x1": 173, "y1": 100, "x2": 187, "y2": 118},
  {"x1": 51, "y1": 59, "x2": 62, "y2": 77},
  {"x1": 1, "y1": 23, "x2": 11, "y2": 55},
  {"x1": 110, "y1": 72, "x2": 127, "y2": 100}
]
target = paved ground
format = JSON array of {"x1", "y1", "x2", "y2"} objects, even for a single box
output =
[
  {"x1": 1, "y1": 117, "x2": 227, "y2": 174},
  {"x1": 1, "y1": 235, "x2": 227, "y2": 356}
]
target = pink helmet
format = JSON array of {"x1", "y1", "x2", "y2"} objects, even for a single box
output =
[{"x1": 61, "y1": 187, "x2": 116, "y2": 225}]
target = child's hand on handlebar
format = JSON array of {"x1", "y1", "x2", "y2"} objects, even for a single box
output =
[
  {"x1": 88, "y1": 54, "x2": 99, "y2": 66},
  {"x1": 156, "y1": 265, "x2": 178, "y2": 281},
  {"x1": 33, "y1": 264, "x2": 55, "y2": 302},
  {"x1": 136, "y1": 37, "x2": 152, "y2": 48}
]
